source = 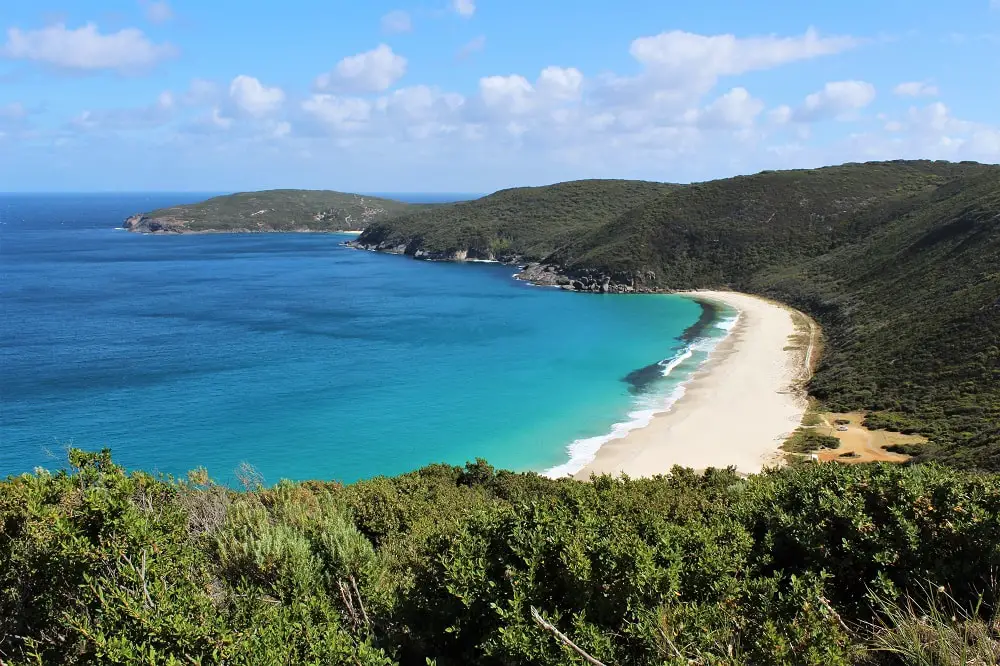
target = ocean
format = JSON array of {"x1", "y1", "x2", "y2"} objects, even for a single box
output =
[{"x1": 0, "y1": 193, "x2": 736, "y2": 484}]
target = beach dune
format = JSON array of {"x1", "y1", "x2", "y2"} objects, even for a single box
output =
[{"x1": 575, "y1": 291, "x2": 814, "y2": 478}]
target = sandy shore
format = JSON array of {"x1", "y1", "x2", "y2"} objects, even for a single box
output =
[{"x1": 574, "y1": 291, "x2": 815, "y2": 478}]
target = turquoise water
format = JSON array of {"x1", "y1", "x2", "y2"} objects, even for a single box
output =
[{"x1": 1, "y1": 194, "x2": 734, "y2": 484}]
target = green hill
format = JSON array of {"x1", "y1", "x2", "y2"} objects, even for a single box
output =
[
  {"x1": 355, "y1": 161, "x2": 1000, "y2": 469},
  {"x1": 352, "y1": 179, "x2": 678, "y2": 260},
  {"x1": 123, "y1": 189, "x2": 417, "y2": 233}
]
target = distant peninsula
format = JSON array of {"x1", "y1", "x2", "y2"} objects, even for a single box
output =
[{"x1": 123, "y1": 189, "x2": 419, "y2": 233}]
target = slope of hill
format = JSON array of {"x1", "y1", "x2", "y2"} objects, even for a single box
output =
[
  {"x1": 754, "y1": 172, "x2": 1000, "y2": 469},
  {"x1": 352, "y1": 179, "x2": 678, "y2": 261},
  {"x1": 355, "y1": 161, "x2": 1000, "y2": 469},
  {"x1": 123, "y1": 190, "x2": 416, "y2": 233}
]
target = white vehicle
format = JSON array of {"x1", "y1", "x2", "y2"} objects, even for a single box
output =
[{"x1": 836, "y1": 425, "x2": 849, "y2": 432}]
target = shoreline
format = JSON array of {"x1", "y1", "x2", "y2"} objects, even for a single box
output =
[{"x1": 572, "y1": 290, "x2": 815, "y2": 478}]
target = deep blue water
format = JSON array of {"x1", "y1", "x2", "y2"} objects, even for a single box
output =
[{"x1": 1, "y1": 194, "x2": 728, "y2": 484}]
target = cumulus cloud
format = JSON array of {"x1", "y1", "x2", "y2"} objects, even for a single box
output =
[
  {"x1": 452, "y1": 0, "x2": 476, "y2": 17},
  {"x1": 229, "y1": 75, "x2": 285, "y2": 117},
  {"x1": 479, "y1": 75, "x2": 535, "y2": 114},
  {"x1": 315, "y1": 44, "x2": 407, "y2": 93},
  {"x1": 24, "y1": 23, "x2": 998, "y2": 190},
  {"x1": 687, "y1": 87, "x2": 765, "y2": 128},
  {"x1": 833, "y1": 101, "x2": 999, "y2": 165},
  {"x1": 2, "y1": 23, "x2": 176, "y2": 73},
  {"x1": 142, "y1": 1, "x2": 174, "y2": 24},
  {"x1": 381, "y1": 10, "x2": 412, "y2": 34},
  {"x1": 536, "y1": 66, "x2": 584, "y2": 101},
  {"x1": 780, "y1": 80, "x2": 876, "y2": 122},
  {"x1": 473, "y1": 66, "x2": 585, "y2": 119},
  {"x1": 893, "y1": 81, "x2": 939, "y2": 97},
  {"x1": 302, "y1": 95, "x2": 373, "y2": 131},
  {"x1": 906, "y1": 101, "x2": 973, "y2": 133}
]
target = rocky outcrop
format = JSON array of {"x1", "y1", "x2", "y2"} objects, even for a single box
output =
[
  {"x1": 513, "y1": 263, "x2": 659, "y2": 293},
  {"x1": 122, "y1": 214, "x2": 188, "y2": 234},
  {"x1": 346, "y1": 236, "x2": 663, "y2": 294},
  {"x1": 346, "y1": 238, "x2": 507, "y2": 263}
]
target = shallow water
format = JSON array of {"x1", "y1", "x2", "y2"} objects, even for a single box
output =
[{"x1": 1, "y1": 194, "x2": 726, "y2": 484}]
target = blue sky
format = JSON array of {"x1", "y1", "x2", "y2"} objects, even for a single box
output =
[{"x1": 1, "y1": 0, "x2": 998, "y2": 192}]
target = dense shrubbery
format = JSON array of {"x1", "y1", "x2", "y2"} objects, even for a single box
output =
[
  {"x1": 357, "y1": 180, "x2": 677, "y2": 260},
  {"x1": 3, "y1": 452, "x2": 999, "y2": 664}
]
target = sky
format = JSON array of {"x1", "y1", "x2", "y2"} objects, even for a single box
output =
[{"x1": 1, "y1": 0, "x2": 999, "y2": 192}]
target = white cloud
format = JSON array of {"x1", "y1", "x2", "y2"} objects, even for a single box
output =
[
  {"x1": 906, "y1": 101, "x2": 973, "y2": 133},
  {"x1": 2, "y1": 23, "x2": 175, "y2": 73},
  {"x1": 788, "y1": 80, "x2": 876, "y2": 122},
  {"x1": 19, "y1": 23, "x2": 999, "y2": 191},
  {"x1": 536, "y1": 66, "x2": 584, "y2": 101},
  {"x1": 381, "y1": 10, "x2": 412, "y2": 34},
  {"x1": 893, "y1": 81, "x2": 939, "y2": 97},
  {"x1": 629, "y1": 28, "x2": 858, "y2": 91},
  {"x1": 769, "y1": 105, "x2": 793, "y2": 125},
  {"x1": 377, "y1": 85, "x2": 464, "y2": 120},
  {"x1": 315, "y1": 44, "x2": 407, "y2": 93},
  {"x1": 688, "y1": 87, "x2": 765, "y2": 128},
  {"x1": 457, "y1": 35, "x2": 487, "y2": 60},
  {"x1": 479, "y1": 75, "x2": 535, "y2": 114},
  {"x1": 302, "y1": 95, "x2": 373, "y2": 131},
  {"x1": 142, "y1": 1, "x2": 174, "y2": 24},
  {"x1": 229, "y1": 75, "x2": 285, "y2": 117},
  {"x1": 452, "y1": 0, "x2": 476, "y2": 17}
]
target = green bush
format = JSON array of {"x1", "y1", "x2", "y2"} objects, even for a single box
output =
[{"x1": 2, "y1": 452, "x2": 998, "y2": 665}]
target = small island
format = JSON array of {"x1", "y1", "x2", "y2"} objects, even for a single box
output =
[{"x1": 123, "y1": 189, "x2": 417, "y2": 234}]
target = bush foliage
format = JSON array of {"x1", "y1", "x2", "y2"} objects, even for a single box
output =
[{"x1": 2, "y1": 452, "x2": 999, "y2": 665}]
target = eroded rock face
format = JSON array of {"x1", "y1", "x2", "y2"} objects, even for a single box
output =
[
  {"x1": 512, "y1": 263, "x2": 655, "y2": 293},
  {"x1": 122, "y1": 215, "x2": 187, "y2": 234},
  {"x1": 347, "y1": 243, "x2": 660, "y2": 294},
  {"x1": 347, "y1": 239, "x2": 501, "y2": 263}
]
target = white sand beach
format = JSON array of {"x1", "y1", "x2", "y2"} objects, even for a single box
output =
[{"x1": 574, "y1": 291, "x2": 816, "y2": 478}]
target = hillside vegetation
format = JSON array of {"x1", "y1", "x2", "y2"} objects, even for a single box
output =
[
  {"x1": 124, "y1": 190, "x2": 416, "y2": 233},
  {"x1": 354, "y1": 180, "x2": 677, "y2": 260},
  {"x1": 355, "y1": 161, "x2": 1000, "y2": 470},
  {"x1": 2, "y1": 452, "x2": 999, "y2": 665}
]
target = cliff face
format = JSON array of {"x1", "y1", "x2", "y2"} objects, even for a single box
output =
[
  {"x1": 122, "y1": 214, "x2": 188, "y2": 234},
  {"x1": 347, "y1": 234, "x2": 659, "y2": 293}
]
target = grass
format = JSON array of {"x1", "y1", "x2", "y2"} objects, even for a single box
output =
[{"x1": 864, "y1": 584, "x2": 1000, "y2": 666}]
